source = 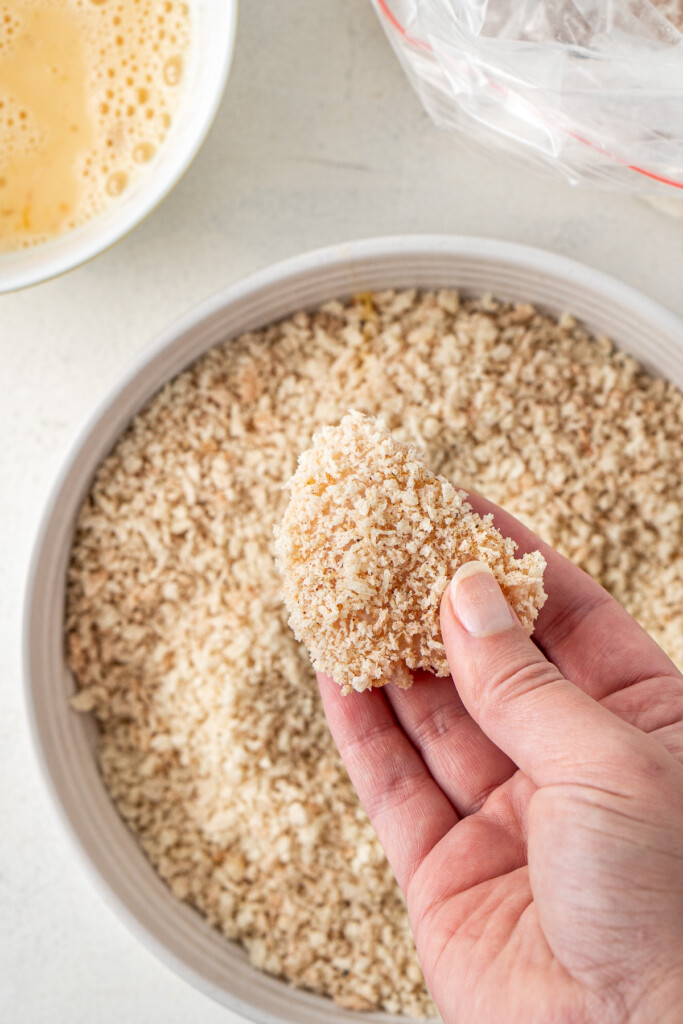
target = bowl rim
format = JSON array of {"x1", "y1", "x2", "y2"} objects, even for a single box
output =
[
  {"x1": 23, "y1": 234, "x2": 683, "y2": 1022},
  {"x1": 0, "y1": 0, "x2": 239, "y2": 294}
]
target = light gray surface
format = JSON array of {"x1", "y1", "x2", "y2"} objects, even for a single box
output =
[{"x1": 2, "y1": 3, "x2": 683, "y2": 1024}]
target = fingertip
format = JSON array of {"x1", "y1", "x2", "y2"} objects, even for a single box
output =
[
  {"x1": 440, "y1": 571, "x2": 465, "y2": 666},
  {"x1": 317, "y1": 671, "x2": 345, "y2": 716},
  {"x1": 450, "y1": 559, "x2": 496, "y2": 595},
  {"x1": 317, "y1": 670, "x2": 386, "y2": 734},
  {"x1": 443, "y1": 561, "x2": 516, "y2": 640},
  {"x1": 316, "y1": 670, "x2": 336, "y2": 691}
]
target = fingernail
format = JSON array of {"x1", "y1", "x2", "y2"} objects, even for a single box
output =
[{"x1": 449, "y1": 561, "x2": 515, "y2": 637}]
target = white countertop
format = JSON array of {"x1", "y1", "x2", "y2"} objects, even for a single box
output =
[{"x1": 2, "y1": 3, "x2": 683, "y2": 1023}]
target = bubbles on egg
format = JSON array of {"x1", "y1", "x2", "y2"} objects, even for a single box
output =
[
  {"x1": 0, "y1": 5, "x2": 20, "y2": 57},
  {"x1": 0, "y1": 93, "x2": 43, "y2": 160},
  {"x1": 106, "y1": 170, "x2": 128, "y2": 196},
  {"x1": 163, "y1": 54, "x2": 182, "y2": 86},
  {"x1": 133, "y1": 141, "x2": 155, "y2": 163},
  {"x1": 0, "y1": 0, "x2": 191, "y2": 248},
  {"x1": 79, "y1": 0, "x2": 190, "y2": 227}
]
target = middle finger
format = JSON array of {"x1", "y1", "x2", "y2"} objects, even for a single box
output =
[{"x1": 385, "y1": 670, "x2": 516, "y2": 817}]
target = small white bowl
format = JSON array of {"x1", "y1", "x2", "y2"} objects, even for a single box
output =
[
  {"x1": 24, "y1": 237, "x2": 683, "y2": 1023},
  {"x1": 0, "y1": 1, "x2": 237, "y2": 294}
]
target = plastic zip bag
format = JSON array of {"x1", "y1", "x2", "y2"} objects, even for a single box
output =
[{"x1": 373, "y1": 0, "x2": 683, "y2": 195}]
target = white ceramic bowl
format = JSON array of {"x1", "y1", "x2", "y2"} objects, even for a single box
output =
[
  {"x1": 0, "y1": 1, "x2": 237, "y2": 294},
  {"x1": 24, "y1": 237, "x2": 683, "y2": 1023}
]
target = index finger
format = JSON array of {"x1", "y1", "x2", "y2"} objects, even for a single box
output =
[
  {"x1": 465, "y1": 491, "x2": 679, "y2": 700},
  {"x1": 317, "y1": 672, "x2": 458, "y2": 891}
]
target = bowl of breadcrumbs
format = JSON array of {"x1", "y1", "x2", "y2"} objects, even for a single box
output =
[{"x1": 25, "y1": 237, "x2": 683, "y2": 1024}]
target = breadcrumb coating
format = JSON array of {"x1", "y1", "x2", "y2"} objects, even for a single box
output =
[{"x1": 276, "y1": 412, "x2": 547, "y2": 693}]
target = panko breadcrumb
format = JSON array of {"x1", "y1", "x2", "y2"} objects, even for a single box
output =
[
  {"x1": 276, "y1": 412, "x2": 546, "y2": 693},
  {"x1": 66, "y1": 289, "x2": 683, "y2": 1019}
]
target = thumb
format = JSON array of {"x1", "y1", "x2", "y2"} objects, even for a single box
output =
[{"x1": 440, "y1": 561, "x2": 654, "y2": 790}]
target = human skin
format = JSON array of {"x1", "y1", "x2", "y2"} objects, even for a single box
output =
[{"x1": 318, "y1": 495, "x2": 683, "y2": 1024}]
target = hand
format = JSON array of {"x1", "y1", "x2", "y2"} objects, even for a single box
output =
[{"x1": 318, "y1": 496, "x2": 683, "y2": 1024}]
